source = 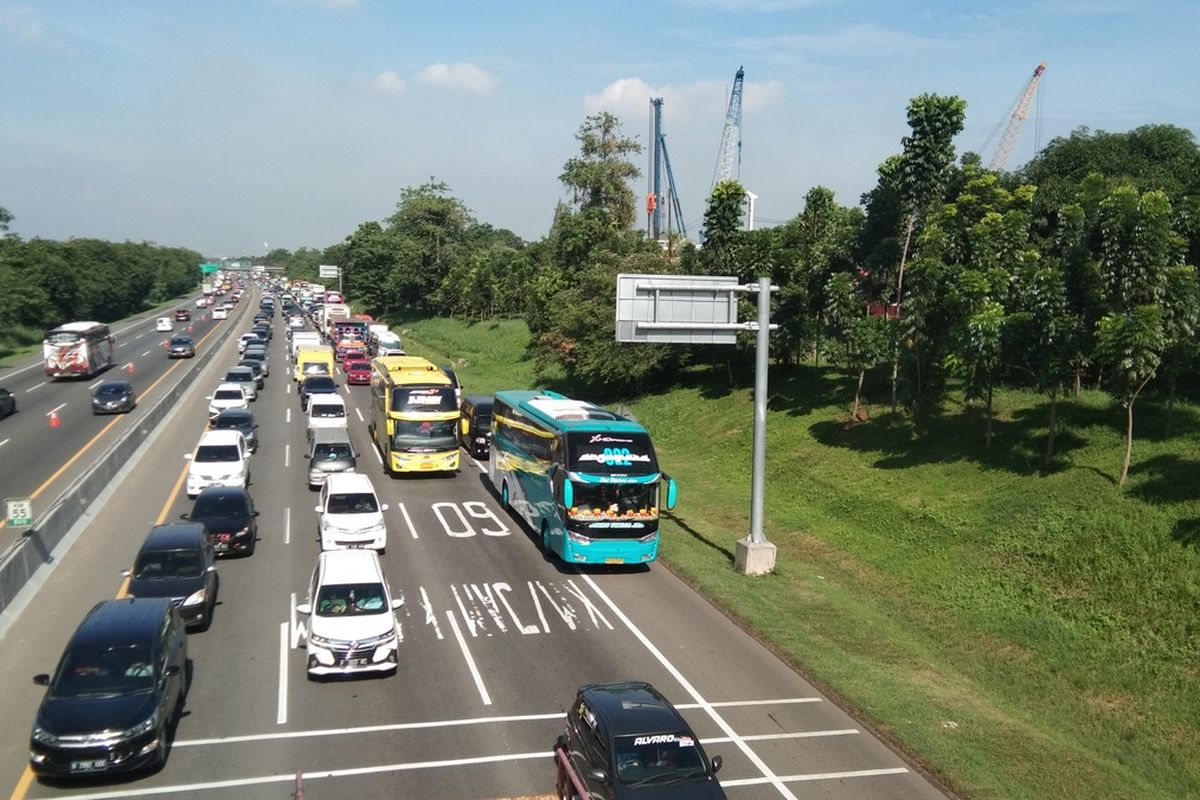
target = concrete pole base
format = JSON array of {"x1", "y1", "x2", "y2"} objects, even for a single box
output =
[{"x1": 734, "y1": 537, "x2": 777, "y2": 576}]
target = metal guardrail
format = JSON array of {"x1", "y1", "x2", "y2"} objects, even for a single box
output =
[{"x1": 0, "y1": 305, "x2": 244, "y2": 620}]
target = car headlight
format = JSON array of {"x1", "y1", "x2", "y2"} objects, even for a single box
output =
[
  {"x1": 308, "y1": 633, "x2": 334, "y2": 648},
  {"x1": 182, "y1": 587, "x2": 207, "y2": 607},
  {"x1": 31, "y1": 724, "x2": 59, "y2": 746},
  {"x1": 232, "y1": 525, "x2": 251, "y2": 538},
  {"x1": 124, "y1": 716, "x2": 157, "y2": 738},
  {"x1": 475, "y1": 437, "x2": 488, "y2": 444}
]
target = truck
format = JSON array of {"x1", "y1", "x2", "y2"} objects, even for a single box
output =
[
  {"x1": 320, "y1": 304, "x2": 351, "y2": 342},
  {"x1": 294, "y1": 344, "x2": 335, "y2": 383},
  {"x1": 332, "y1": 319, "x2": 369, "y2": 360}
]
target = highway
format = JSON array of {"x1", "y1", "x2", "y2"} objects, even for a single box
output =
[{"x1": 0, "y1": 285, "x2": 951, "y2": 800}]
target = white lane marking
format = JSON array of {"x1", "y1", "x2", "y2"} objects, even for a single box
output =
[
  {"x1": 355, "y1": 407, "x2": 363, "y2": 422},
  {"x1": 398, "y1": 502, "x2": 420, "y2": 539},
  {"x1": 704, "y1": 729, "x2": 859, "y2": 744},
  {"x1": 89, "y1": 379, "x2": 104, "y2": 389},
  {"x1": 446, "y1": 610, "x2": 491, "y2": 706},
  {"x1": 290, "y1": 592, "x2": 304, "y2": 649},
  {"x1": 284, "y1": 506, "x2": 291, "y2": 545},
  {"x1": 581, "y1": 573, "x2": 800, "y2": 800},
  {"x1": 46, "y1": 403, "x2": 67, "y2": 416},
  {"x1": 722, "y1": 767, "x2": 911, "y2": 787},
  {"x1": 52, "y1": 751, "x2": 554, "y2": 799},
  {"x1": 134, "y1": 332, "x2": 145, "y2": 339},
  {"x1": 372, "y1": 440, "x2": 383, "y2": 464},
  {"x1": 118, "y1": 341, "x2": 130, "y2": 347},
  {"x1": 677, "y1": 697, "x2": 822, "y2": 709},
  {"x1": 140, "y1": 350, "x2": 151, "y2": 357},
  {"x1": 25, "y1": 380, "x2": 47, "y2": 393},
  {"x1": 0, "y1": 438, "x2": 9, "y2": 448},
  {"x1": 287, "y1": 383, "x2": 291, "y2": 395},
  {"x1": 277, "y1": 622, "x2": 289, "y2": 725},
  {"x1": 284, "y1": 444, "x2": 290, "y2": 469},
  {"x1": 123, "y1": 361, "x2": 134, "y2": 370},
  {"x1": 419, "y1": 586, "x2": 444, "y2": 640},
  {"x1": 285, "y1": 407, "x2": 291, "y2": 424}
]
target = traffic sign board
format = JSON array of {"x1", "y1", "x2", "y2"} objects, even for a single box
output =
[
  {"x1": 199, "y1": 262, "x2": 219, "y2": 274},
  {"x1": 318, "y1": 264, "x2": 340, "y2": 279},
  {"x1": 5, "y1": 497, "x2": 33, "y2": 528}
]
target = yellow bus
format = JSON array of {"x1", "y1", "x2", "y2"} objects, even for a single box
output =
[{"x1": 368, "y1": 356, "x2": 460, "y2": 475}]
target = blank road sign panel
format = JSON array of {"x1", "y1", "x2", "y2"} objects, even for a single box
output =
[{"x1": 616, "y1": 274, "x2": 740, "y2": 344}]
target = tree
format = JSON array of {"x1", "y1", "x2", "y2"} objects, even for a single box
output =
[
  {"x1": 888, "y1": 93, "x2": 968, "y2": 412},
  {"x1": 700, "y1": 180, "x2": 746, "y2": 275},
  {"x1": 559, "y1": 113, "x2": 642, "y2": 231},
  {"x1": 0, "y1": 206, "x2": 12, "y2": 233},
  {"x1": 825, "y1": 272, "x2": 889, "y2": 418}
]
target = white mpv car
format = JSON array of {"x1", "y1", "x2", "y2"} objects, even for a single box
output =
[
  {"x1": 207, "y1": 383, "x2": 249, "y2": 419},
  {"x1": 296, "y1": 549, "x2": 403, "y2": 678},
  {"x1": 315, "y1": 473, "x2": 388, "y2": 552},
  {"x1": 186, "y1": 429, "x2": 250, "y2": 499}
]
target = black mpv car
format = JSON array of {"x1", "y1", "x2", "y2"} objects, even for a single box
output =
[
  {"x1": 124, "y1": 524, "x2": 218, "y2": 631},
  {"x1": 29, "y1": 598, "x2": 187, "y2": 778},
  {"x1": 300, "y1": 375, "x2": 337, "y2": 411}
]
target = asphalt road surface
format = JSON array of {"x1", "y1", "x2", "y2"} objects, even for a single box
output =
[{"x1": 0, "y1": 288, "x2": 953, "y2": 800}]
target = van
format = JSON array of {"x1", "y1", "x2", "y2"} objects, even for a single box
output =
[
  {"x1": 295, "y1": 549, "x2": 403, "y2": 679},
  {"x1": 306, "y1": 393, "x2": 348, "y2": 443},
  {"x1": 305, "y1": 428, "x2": 357, "y2": 489},
  {"x1": 315, "y1": 473, "x2": 388, "y2": 551},
  {"x1": 294, "y1": 344, "x2": 335, "y2": 382},
  {"x1": 28, "y1": 598, "x2": 187, "y2": 778},
  {"x1": 458, "y1": 395, "x2": 493, "y2": 459},
  {"x1": 185, "y1": 429, "x2": 250, "y2": 499},
  {"x1": 374, "y1": 332, "x2": 405, "y2": 356},
  {"x1": 124, "y1": 523, "x2": 218, "y2": 631}
]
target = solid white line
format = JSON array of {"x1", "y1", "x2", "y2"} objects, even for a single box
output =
[
  {"x1": 703, "y1": 729, "x2": 859, "y2": 744},
  {"x1": 372, "y1": 440, "x2": 383, "y2": 464},
  {"x1": 676, "y1": 697, "x2": 822, "y2": 709},
  {"x1": 284, "y1": 443, "x2": 290, "y2": 469},
  {"x1": 88, "y1": 379, "x2": 104, "y2": 389},
  {"x1": 355, "y1": 407, "x2": 363, "y2": 422},
  {"x1": 446, "y1": 610, "x2": 491, "y2": 706},
  {"x1": 580, "y1": 573, "x2": 799, "y2": 800},
  {"x1": 24, "y1": 380, "x2": 47, "y2": 393},
  {"x1": 277, "y1": 622, "x2": 289, "y2": 725},
  {"x1": 398, "y1": 502, "x2": 420, "y2": 539},
  {"x1": 721, "y1": 767, "x2": 910, "y2": 788},
  {"x1": 284, "y1": 506, "x2": 291, "y2": 545},
  {"x1": 46, "y1": 402, "x2": 66, "y2": 416},
  {"x1": 286, "y1": 407, "x2": 291, "y2": 424},
  {"x1": 175, "y1": 711, "x2": 564, "y2": 748}
]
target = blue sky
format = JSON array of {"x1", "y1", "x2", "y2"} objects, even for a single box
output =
[{"x1": 1, "y1": 0, "x2": 1197, "y2": 257}]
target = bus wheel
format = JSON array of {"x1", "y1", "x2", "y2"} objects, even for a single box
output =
[
  {"x1": 501, "y1": 481, "x2": 510, "y2": 511},
  {"x1": 541, "y1": 522, "x2": 553, "y2": 556}
]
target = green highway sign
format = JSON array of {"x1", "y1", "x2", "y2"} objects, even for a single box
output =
[
  {"x1": 5, "y1": 497, "x2": 33, "y2": 528},
  {"x1": 199, "y1": 262, "x2": 219, "y2": 274}
]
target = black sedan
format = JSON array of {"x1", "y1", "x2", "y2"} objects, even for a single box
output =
[
  {"x1": 209, "y1": 408, "x2": 259, "y2": 453},
  {"x1": 182, "y1": 486, "x2": 259, "y2": 557},
  {"x1": 167, "y1": 336, "x2": 195, "y2": 359},
  {"x1": 299, "y1": 375, "x2": 337, "y2": 411},
  {"x1": 91, "y1": 381, "x2": 137, "y2": 414},
  {"x1": 0, "y1": 387, "x2": 15, "y2": 419}
]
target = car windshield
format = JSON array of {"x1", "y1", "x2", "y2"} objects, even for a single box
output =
[
  {"x1": 315, "y1": 583, "x2": 388, "y2": 617},
  {"x1": 133, "y1": 548, "x2": 203, "y2": 579},
  {"x1": 214, "y1": 390, "x2": 243, "y2": 401},
  {"x1": 52, "y1": 644, "x2": 156, "y2": 698},
  {"x1": 170, "y1": 338, "x2": 191, "y2": 346},
  {"x1": 311, "y1": 404, "x2": 345, "y2": 419},
  {"x1": 95, "y1": 384, "x2": 127, "y2": 396},
  {"x1": 326, "y1": 492, "x2": 379, "y2": 514},
  {"x1": 313, "y1": 443, "x2": 353, "y2": 461},
  {"x1": 192, "y1": 492, "x2": 248, "y2": 519},
  {"x1": 614, "y1": 733, "x2": 708, "y2": 787},
  {"x1": 225, "y1": 371, "x2": 252, "y2": 382},
  {"x1": 195, "y1": 444, "x2": 240, "y2": 462},
  {"x1": 243, "y1": 350, "x2": 266, "y2": 360}
]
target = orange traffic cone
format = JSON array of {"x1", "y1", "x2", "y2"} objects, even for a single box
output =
[
  {"x1": 187, "y1": 325, "x2": 193, "y2": 334},
  {"x1": 49, "y1": 409, "x2": 60, "y2": 428},
  {"x1": 127, "y1": 362, "x2": 135, "y2": 375}
]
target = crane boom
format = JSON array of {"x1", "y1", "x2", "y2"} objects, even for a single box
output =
[
  {"x1": 989, "y1": 60, "x2": 1047, "y2": 172},
  {"x1": 711, "y1": 66, "x2": 745, "y2": 188}
]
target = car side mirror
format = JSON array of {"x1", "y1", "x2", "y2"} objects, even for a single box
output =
[
  {"x1": 120, "y1": 569, "x2": 131, "y2": 578},
  {"x1": 295, "y1": 603, "x2": 312, "y2": 615},
  {"x1": 163, "y1": 664, "x2": 181, "y2": 678},
  {"x1": 302, "y1": 453, "x2": 310, "y2": 459},
  {"x1": 587, "y1": 769, "x2": 608, "y2": 784},
  {"x1": 711, "y1": 755, "x2": 722, "y2": 773},
  {"x1": 252, "y1": 510, "x2": 260, "y2": 517},
  {"x1": 391, "y1": 598, "x2": 405, "y2": 610},
  {"x1": 33, "y1": 674, "x2": 50, "y2": 686},
  {"x1": 179, "y1": 513, "x2": 189, "y2": 520},
  {"x1": 314, "y1": 506, "x2": 322, "y2": 513},
  {"x1": 206, "y1": 565, "x2": 217, "y2": 573},
  {"x1": 183, "y1": 453, "x2": 193, "y2": 460},
  {"x1": 380, "y1": 503, "x2": 389, "y2": 511}
]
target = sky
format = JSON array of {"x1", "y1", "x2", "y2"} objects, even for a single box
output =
[{"x1": 1, "y1": 0, "x2": 1197, "y2": 258}]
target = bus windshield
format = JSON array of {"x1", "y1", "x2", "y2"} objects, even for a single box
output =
[
  {"x1": 390, "y1": 386, "x2": 456, "y2": 413},
  {"x1": 568, "y1": 482, "x2": 659, "y2": 522},
  {"x1": 566, "y1": 432, "x2": 658, "y2": 475},
  {"x1": 44, "y1": 331, "x2": 83, "y2": 346},
  {"x1": 391, "y1": 419, "x2": 457, "y2": 452}
]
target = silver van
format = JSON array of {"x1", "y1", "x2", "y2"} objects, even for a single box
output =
[{"x1": 305, "y1": 428, "x2": 357, "y2": 490}]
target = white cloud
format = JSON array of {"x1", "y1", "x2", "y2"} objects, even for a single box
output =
[
  {"x1": 0, "y1": 5, "x2": 45, "y2": 43},
  {"x1": 735, "y1": 23, "x2": 949, "y2": 59},
  {"x1": 417, "y1": 63, "x2": 499, "y2": 95},
  {"x1": 584, "y1": 77, "x2": 785, "y2": 122},
  {"x1": 373, "y1": 70, "x2": 407, "y2": 96}
]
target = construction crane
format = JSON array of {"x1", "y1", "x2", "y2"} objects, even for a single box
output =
[
  {"x1": 648, "y1": 98, "x2": 687, "y2": 240},
  {"x1": 711, "y1": 66, "x2": 745, "y2": 188},
  {"x1": 986, "y1": 60, "x2": 1048, "y2": 172}
]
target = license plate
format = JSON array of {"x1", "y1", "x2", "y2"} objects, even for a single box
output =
[
  {"x1": 340, "y1": 657, "x2": 368, "y2": 667},
  {"x1": 605, "y1": 557, "x2": 625, "y2": 565},
  {"x1": 70, "y1": 759, "x2": 107, "y2": 773},
  {"x1": 214, "y1": 542, "x2": 229, "y2": 553},
  {"x1": 420, "y1": 462, "x2": 435, "y2": 470}
]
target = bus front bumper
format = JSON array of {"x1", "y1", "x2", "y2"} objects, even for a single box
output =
[
  {"x1": 562, "y1": 532, "x2": 659, "y2": 565},
  {"x1": 391, "y1": 450, "x2": 459, "y2": 473}
]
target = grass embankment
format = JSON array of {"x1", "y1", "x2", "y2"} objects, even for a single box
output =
[{"x1": 390, "y1": 312, "x2": 1200, "y2": 800}]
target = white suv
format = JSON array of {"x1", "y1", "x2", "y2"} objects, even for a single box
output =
[
  {"x1": 186, "y1": 429, "x2": 250, "y2": 499},
  {"x1": 315, "y1": 473, "x2": 388, "y2": 552},
  {"x1": 295, "y1": 549, "x2": 403, "y2": 678},
  {"x1": 207, "y1": 383, "x2": 249, "y2": 419}
]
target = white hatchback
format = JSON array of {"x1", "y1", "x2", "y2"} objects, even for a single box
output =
[
  {"x1": 212, "y1": 307, "x2": 228, "y2": 320},
  {"x1": 295, "y1": 549, "x2": 403, "y2": 678},
  {"x1": 315, "y1": 473, "x2": 388, "y2": 552},
  {"x1": 155, "y1": 317, "x2": 173, "y2": 332},
  {"x1": 185, "y1": 429, "x2": 250, "y2": 499}
]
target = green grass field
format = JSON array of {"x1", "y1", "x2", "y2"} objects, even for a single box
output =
[{"x1": 391, "y1": 311, "x2": 1200, "y2": 800}]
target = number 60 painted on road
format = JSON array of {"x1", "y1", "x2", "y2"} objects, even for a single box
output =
[{"x1": 431, "y1": 501, "x2": 512, "y2": 538}]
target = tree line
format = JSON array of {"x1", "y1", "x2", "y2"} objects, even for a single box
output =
[{"x1": 0, "y1": 209, "x2": 202, "y2": 356}]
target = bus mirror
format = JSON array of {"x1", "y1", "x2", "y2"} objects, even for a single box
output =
[
  {"x1": 665, "y1": 478, "x2": 677, "y2": 511},
  {"x1": 562, "y1": 480, "x2": 574, "y2": 509},
  {"x1": 460, "y1": 418, "x2": 468, "y2": 435}
]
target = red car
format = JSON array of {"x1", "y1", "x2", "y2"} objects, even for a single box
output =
[
  {"x1": 344, "y1": 360, "x2": 372, "y2": 385},
  {"x1": 174, "y1": 309, "x2": 191, "y2": 321}
]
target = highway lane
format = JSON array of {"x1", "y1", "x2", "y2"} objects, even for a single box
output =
[
  {"x1": 0, "y1": 297, "x2": 240, "y2": 537},
  {"x1": 0, "y1": 296, "x2": 951, "y2": 800}
]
